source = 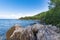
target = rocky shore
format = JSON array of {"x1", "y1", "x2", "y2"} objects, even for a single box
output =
[{"x1": 6, "y1": 24, "x2": 60, "y2": 40}]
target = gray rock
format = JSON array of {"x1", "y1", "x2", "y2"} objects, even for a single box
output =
[{"x1": 6, "y1": 24, "x2": 60, "y2": 40}]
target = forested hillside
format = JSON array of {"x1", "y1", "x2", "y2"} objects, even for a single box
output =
[
  {"x1": 19, "y1": 12, "x2": 46, "y2": 20},
  {"x1": 19, "y1": 0, "x2": 60, "y2": 27}
]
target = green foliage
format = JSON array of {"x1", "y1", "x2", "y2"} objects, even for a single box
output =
[
  {"x1": 19, "y1": 12, "x2": 46, "y2": 20},
  {"x1": 56, "y1": 23, "x2": 60, "y2": 28},
  {"x1": 44, "y1": 0, "x2": 60, "y2": 27},
  {"x1": 19, "y1": 0, "x2": 60, "y2": 28}
]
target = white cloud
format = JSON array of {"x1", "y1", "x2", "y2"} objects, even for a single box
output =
[
  {"x1": 0, "y1": 8, "x2": 49, "y2": 19},
  {"x1": 0, "y1": 13, "x2": 36, "y2": 19}
]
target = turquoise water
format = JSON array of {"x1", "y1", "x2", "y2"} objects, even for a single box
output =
[{"x1": 0, "y1": 19, "x2": 39, "y2": 40}]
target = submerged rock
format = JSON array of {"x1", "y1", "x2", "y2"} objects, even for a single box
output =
[{"x1": 6, "y1": 24, "x2": 60, "y2": 40}]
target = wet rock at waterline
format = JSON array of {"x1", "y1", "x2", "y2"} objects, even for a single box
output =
[{"x1": 6, "y1": 24, "x2": 60, "y2": 40}]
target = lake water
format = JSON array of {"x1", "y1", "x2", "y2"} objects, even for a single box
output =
[{"x1": 0, "y1": 19, "x2": 40, "y2": 40}]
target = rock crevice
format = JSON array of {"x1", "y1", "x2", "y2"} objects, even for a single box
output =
[{"x1": 6, "y1": 24, "x2": 60, "y2": 40}]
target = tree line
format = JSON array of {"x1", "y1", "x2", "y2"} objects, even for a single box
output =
[{"x1": 19, "y1": 0, "x2": 60, "y2": 27}]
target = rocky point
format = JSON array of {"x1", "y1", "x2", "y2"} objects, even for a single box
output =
[{"x1": 6, "y1": 24, "x2": 60, "y2": 40}]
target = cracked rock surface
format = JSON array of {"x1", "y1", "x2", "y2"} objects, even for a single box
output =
[{"x1": 6, "y1": 24, "x2": 60, "y2": 40}]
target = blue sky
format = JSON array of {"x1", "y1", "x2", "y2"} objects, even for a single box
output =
[{"x1": 0, "y1": 0, "x2": 49, "y2": 19}]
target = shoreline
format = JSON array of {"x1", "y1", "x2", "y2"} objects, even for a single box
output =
[{"x1": 6, "y1": 23, "x2": 60, "y2": 40}]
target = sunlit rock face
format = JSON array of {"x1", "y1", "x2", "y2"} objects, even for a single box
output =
[{"x1": 6, "y1": 24, "x2": 60, "y2": 40}]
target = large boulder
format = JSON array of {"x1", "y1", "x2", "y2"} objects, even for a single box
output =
[
  {"x1": 6, "y1": 24, "x2": 24, "y2": 40},
  {"x1": 6, "y1": 24, "x2": 60, "y2": 40}
]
